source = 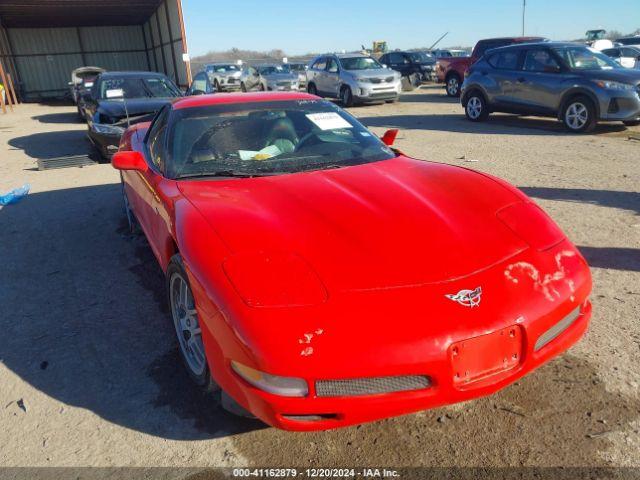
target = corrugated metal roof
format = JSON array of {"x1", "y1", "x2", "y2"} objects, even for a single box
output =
[{"x1": 0, "y1": 0, "x2": 163, "y2": 28}]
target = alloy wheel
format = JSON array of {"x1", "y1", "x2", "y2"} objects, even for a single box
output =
[
  {"x1": 467, "y1": 96, "x2": 482, "y2": 120},
  {"x1": 170, "y1": 272, "x2": 206, "y2": 376},
  {"x1": 565, "y1": 102, "x2": 588, "y2": 130},
  {"x1": 447, "y1": 77, "x2": 459, "y2": 96}
]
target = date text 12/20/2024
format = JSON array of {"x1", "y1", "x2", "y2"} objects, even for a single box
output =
[{"x1": 232, "y1": 468, "x2": 400, "y2": 478}]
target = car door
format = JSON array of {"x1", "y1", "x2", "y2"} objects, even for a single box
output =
[
  {"x1": 484, "y1": 49, "x2": 524, "y2": 109},
  {"x1": 246, "y1": 67, "x2": 259, "y2": 90},
  {"x1": 125, "y1": 106, "x2": 172, "y2": 264},
  {"x1": 516, "y1": 47, "x2": 565, "y2": 114},
  {"x1": 602, "y1": 48, "x2": 622, "y2": 66},
  {"x1": 387, "y1": 52, "x2": 408, "y2": 76},
  {"x1": 310, "y1": 57, "x2": 328, "y2": 94},
  {"x1": 324, "y1": 57, "x2": 341, "y2": 97}
]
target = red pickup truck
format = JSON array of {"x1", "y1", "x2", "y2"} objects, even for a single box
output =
[{"x1": 435, "y1": 37, "x2": 546, "y2": 97}]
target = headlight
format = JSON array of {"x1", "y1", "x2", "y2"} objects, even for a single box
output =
[
  {"x1": 593, "y1": 80, "x2": 635, "y2": 91},
  {"x1": 223, "y1": 251, "x2": 327, "y2": 307},
  {"x1": 497, "y1": 201, "x2": 565, "y2": 251},
  {"x1": 91, "y1": 123, "x2": 125, "y2": 135},
  {"x1": 231, "y1": 362, "x2": 308, "y2": 397}
]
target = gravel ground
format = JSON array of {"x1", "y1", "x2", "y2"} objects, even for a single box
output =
[{"x1": 0, "y1": 87, "x2": 638, "y2": 471}]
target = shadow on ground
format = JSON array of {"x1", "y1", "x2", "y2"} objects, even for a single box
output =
[
  {"x1": 32, "y1": 112, "x2": 82, "y2": 124},
  {"x1": 8, "y1": 129, "x2": 91, "y2": 159},
  {"x1": 359, "y1": 113, "x2": 628, "y2": 136},
  {"x1": 520, "y1": 187, "x2": 640, "y2": 216},
  {"x1": 0, "y1": 184, "x2": 264, "y2": 440},
  {"x1": 578, "y1": 247, "x2": 640, "y2": 273}
]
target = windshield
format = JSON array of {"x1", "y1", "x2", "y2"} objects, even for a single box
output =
[
  {"x1": 553, "y1": 46, "x2": 621, "y2": 70},
  {"x1": 408, "y1": 52, "x2": 434, "y2": 63},
  {"x1": 259, "y1": 66, "x2": 286, "y2": 75},
  {"x1": 166, "y1": 100, "x2": 395, "y2": 179},
  {"x1": 100, "y1": 77, "x2": 180, "y2": 99},
  {"x1": 284, "y1": 64, "x2": 306, "y2": 72},
  {"x1": 210, "y1": 64, "x2": 239, "y2": 72},
  {"x1": 617, "y1": 37, "x2": 640, "y2": 46},
  {"x1": 340, "y1": 57, "x2": 382, "y2": 71}
]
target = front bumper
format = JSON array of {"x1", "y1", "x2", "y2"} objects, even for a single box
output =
[
  {"x1": 87, "y1": 129, "x2": 121, "y2": 159},
  {"x1": 597, "y1": 87, "x2": 640, "y2": 121},
  {"x1": 266, "y1": 83, "x2": 299, "y2": 92},
  {"x1": 353, "y1": 82, "x2": 401, "y2": 102},
  {"x1": 218, "y1": 76, "x2": 242, "y2": 90},
  {"x1": 193, "y1": 239, "x2": 592, "y2": 431}
]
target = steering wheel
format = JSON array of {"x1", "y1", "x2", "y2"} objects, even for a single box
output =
[{"x1": 294, "y1": 131, "x2": 320, "y2": 152}]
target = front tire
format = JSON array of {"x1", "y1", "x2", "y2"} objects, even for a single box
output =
[
  {"x1": 445, "y1": 74, "x2": 461, "y2": 97},
  {"x1": 241, "y1": 82, "x2": 247, "y2": 92},
  {"x1": 562, "y1": 96, "x2": 596, "y2": 133},
  {"x1": 340, "y1": 85, "x2": 354, "y2": 107},
  {"x1": 166, "y1": 255, "x2": 219, "y2": 393},
  {"x1": 307, "y1": 83, "x2": 318, "y2": 96},
  {"x1": 214, "y1": 79, "x2": 221, "y2": 92},
  {"x1": 120, "y1": 174, "x2": 139, "y2": 234},
  {"x1": 464, "y1": 91, "x2": 489, "y2": 122}
]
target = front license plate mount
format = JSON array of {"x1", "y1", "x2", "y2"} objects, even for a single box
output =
[{"x1": 450, "y1": 325, "x2": 523, "y2": 387}]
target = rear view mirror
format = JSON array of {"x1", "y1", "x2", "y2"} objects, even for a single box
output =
[
  {"x1": 112, "y1": 151, "x2": 148, "y2": 172},
  {"x1": 381, "y1": 129, "x2": 399, "y2": 146}
]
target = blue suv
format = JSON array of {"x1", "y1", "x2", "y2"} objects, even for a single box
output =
[{"x1": 461, "y1": 42, "x2": 640, "y2": 132}]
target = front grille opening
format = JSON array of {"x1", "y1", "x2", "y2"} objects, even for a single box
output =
[
  {"x1": 608, "y1": 99, "x2": 620, "y2": 114},
  {"x1": 534, "y1": 306, "x2": 582, "y2": 351},
  {"x1": 316, "y1": 375, "x2": 431, "y2": 398},
  {"x1": 282, "y1": 413, "x2": 338, "y2": 422}
]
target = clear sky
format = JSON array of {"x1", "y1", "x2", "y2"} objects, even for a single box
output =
[{"x1": 183, "y1": 0, "x2": 640, "y2": 56}]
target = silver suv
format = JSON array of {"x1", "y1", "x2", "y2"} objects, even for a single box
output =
[
  {"x1": 205, "y1": 63, "x2": 243, "y2": 92},
  {"x1": 306, "y1": 53, "x2": 401, "y2": 106},
  {"x1": 240, "y1": 65, "x2": 299, "y2": 92},
  {"x1": 461, "y1": 42, "x2": 640, "y2": 132}
]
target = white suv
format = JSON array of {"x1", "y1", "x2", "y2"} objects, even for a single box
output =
[{"x1": 306, "y1": 53, "x2": 401, "y2": 106}]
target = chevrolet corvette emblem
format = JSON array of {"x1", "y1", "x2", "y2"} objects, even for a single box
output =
[{"x1": 445, "y1": 287, "x2": 482, "y2": 308}]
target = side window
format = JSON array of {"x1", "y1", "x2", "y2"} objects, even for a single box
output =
[
  {"x1": 190, "y1": 73, "x2": 207, "y2": 93},
  {"x1": 147, "y1": 107, "x2": 170, "y2": 172},
  {"x1": 388, "y1": 52, "x2": 404, "y2": 64},
  {"x1": 476, "y1": 41, "x2": 508, "y2": 58},
  {"x1": 312, "y1": 57, "x2": 327, "y2": 70},
  {"x1": 522, "y1": 49, "x2": 560, "y2": 72},
  {"x1": 602, "y1": 48, "x2": 619, "y2": 58},
  {"x1": 487, "y1": 51, "x2": 521, "y2": 70},
  {"x1": 327, "y1": 58, "x2": 339, "y2": 73},
  {"x1": 622, "y1": 48, "x2": 638, "y2": 58}
]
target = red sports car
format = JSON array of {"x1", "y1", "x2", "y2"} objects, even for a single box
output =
[{"x1": 112, "y1": 91, "x2": 592, "y2": 431}]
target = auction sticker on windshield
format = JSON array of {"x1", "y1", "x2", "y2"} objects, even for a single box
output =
[{"x1": 306, "y1": 112, "x2": 352, "y2": 130}]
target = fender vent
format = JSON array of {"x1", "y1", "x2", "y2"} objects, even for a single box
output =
[{"x1": 316, "y1": 375, "x2": 431, "y2": 397}]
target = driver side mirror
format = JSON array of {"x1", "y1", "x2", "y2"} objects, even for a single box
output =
[
  {"x1": 381, "y1": 129, "x2": 399, "y2": 146},
  {"x1": 112, "y1": 150, "x2": 148, "y2": 172}
]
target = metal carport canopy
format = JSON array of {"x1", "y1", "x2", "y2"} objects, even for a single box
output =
[{"x1": 0, "y1": 0, "x2": 164, "y2": 28}]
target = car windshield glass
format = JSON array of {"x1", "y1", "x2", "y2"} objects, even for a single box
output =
[
  {"x1": 408, "y1": 52, "x2": 433, "y2": 63},
  {"x1": 167, "y1": 100, "x2": 395, "y2": 179},
  {"x1": 553, "y1": 46, "x2": 621, "y2": 70},
  {"x1": 259, "y1": 66, "x2": 285, "y2": 75},
  {"x1": 340, "y1": 57, "x2": 382, "y2": 70},
  {"x1": 211, "y1": 65, "x2": 239, "y2": 72},
  {"x1": 100, "y1": 77, "x2": 180, "y2": 99},
  {"x1": 284, "y1": 64, "x2": 305, "y2": 72}
]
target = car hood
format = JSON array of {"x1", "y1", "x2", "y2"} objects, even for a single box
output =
[
  {"x1": 97, "y1": 98, "x2": 174, "y2": 121},
  {"x1": 576, "y1": 68, "x2": 640, "y2": 83},
  {"x1": 216, "y1": 70, "x2": 242, "y2": 78},
  {"x1": 179, "y1": 157, "x2": 530, "y2": 292},
  {"x1": 348, "y1": 68, "x2": 396, "y2": 79},
  {"x1": 262, "y1": 73, "x2": 298, "y2": 82}
]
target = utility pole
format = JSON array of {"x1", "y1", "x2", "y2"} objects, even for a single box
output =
[{"x1": 522, "y1": 0, "x2": 526, "y2": 36}]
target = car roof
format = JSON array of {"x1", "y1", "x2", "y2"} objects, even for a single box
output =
[
  {"x1": 485, "y1": 41, "x2": 583, "y2": 54},
  {"x1": 173, "y1": 91, "x2": 317, "y2": 110},
  {"x1": 334, "y1": 53, "x2": 368, "y2": 58},
  {"x1": 478, "y1": 36, "x2": 546, "y2": 42}
]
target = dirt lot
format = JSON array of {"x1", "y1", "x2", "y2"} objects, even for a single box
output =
[{"x1": 0, "y1": 87, "x2": 639, "y2": 470}]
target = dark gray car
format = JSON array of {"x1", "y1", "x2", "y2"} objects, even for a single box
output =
[{"x1": 461, "y1": 42, "x2": 640, "y2": 132}]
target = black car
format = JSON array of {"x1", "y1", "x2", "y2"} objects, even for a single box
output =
[
  {"x1": 379, "y1": 50, "x2": 437, "y2": 84},
  {"x1": 83, "y1": 71, "x2": 182, "y2": 159}
]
